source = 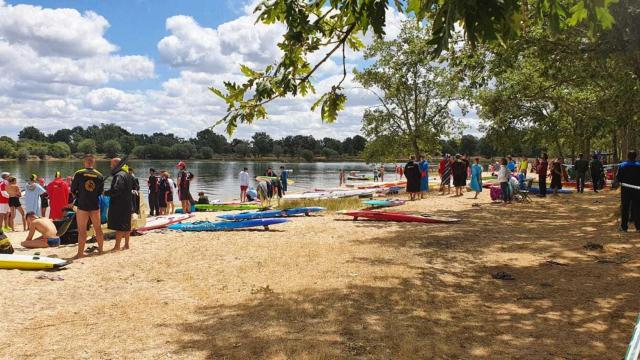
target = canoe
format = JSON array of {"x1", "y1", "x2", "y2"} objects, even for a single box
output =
[
  {"x1": 137, "y1": 214, "x2": 193, "y2": 232},
  {"x1": 168, "y1": 218, "x2": 289, "y2": 231},
  {"x1": 362, "y1": 200, "x2": 406, "y2": 208},
  {"x1": 217, "y1": 207, "x2": 325, "y2": 221},
  {"x1": 195, "y1": 203, "x2": 264, "y2": 212},
  {"x1": 342, "y1": 210, "x2": 461, "y2": 223},
  {"x1": 0, "y1": 254, "x2": 69, "y2": 270}
]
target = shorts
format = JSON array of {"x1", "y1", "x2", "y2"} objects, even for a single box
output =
[
  {"x1": 159, "y1": 194, "x2": 168, "y2": 208},
  {"x1": 47, "y1": 237, "x2": 61, "y2": 247},
  {"x1": 0, "y1": 203, "x2": 8, "y2": 213},
  {"x1": 9, "y1": 197, "x2": 21, "y2": 208},
  {"x1": 178, "y1": 190, "x2": 190, "y2": 201},
  {"x1": 240, "y1": 185, "x2": 248, "y2": 191},
  {"x1": 41, "y1": 198, "x2": 49, "y2": 208},
  {"x1": 166, "y1": 192, "x2": 173, "y2": 202}
]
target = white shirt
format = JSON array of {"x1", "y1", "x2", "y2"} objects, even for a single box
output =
[
  {"x1": 497, "y1": 165, "x2": 510, "y2": 182},
  {"x1": 239, "y1": 171, "x2": 250, "y2": 186}
]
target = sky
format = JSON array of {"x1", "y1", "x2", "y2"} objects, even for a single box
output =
[{"x1": 0, "y1": 0, "x2": 481, "y2": 140}]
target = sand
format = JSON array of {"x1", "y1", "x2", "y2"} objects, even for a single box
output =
[{"x1": 0, "y1": 187, "x2": 639, "y2": 359}]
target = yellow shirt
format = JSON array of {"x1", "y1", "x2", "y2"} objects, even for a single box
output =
[{"x1": 519, "y1": 160, "x2": 528, "y2": 172}]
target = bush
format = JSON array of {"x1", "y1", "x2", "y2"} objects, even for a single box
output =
[
  {"x1": 0, "y1": 141, "x2": 15, "y2": 158},
  {"x1": 301, "y1": 149, "x2": 314, "y2": 162},
  {"x1": 47, "y1": 142, "x2": 71, "y2": 158},
  {"x1": 171, "y1": 143, "x2": 196, "y2": 159},
  {"x1": 16, "y1": 148, "x2": 29, "y2": 161},
  {"x1": 77, "y1": 139, "x2": 96, "y2": 154},
  {"x1": 198, "y1": 146, "x2": 214, "y2": 159},
  {"x1": 132, "y1": 145, "x2": 147, "y2": 159},
  {"x1": 322, "y1": 147, "x2": 339, "y2": 160},
  {"x1": 31, "y1": 146, "x2": 48, "y2": 159},
  {"x1": 103, "y1": 139, "x2": 122, "y2": 158}
]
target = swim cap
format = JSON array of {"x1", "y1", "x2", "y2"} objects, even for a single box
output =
[{"x1": 30, "y1": 174, "x2": 37, "y2": 181}]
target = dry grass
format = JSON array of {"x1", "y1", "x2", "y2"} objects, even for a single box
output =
[
  {"x1": 278, "y1": 197, "x2": 365, "y2": 212},
  {"x1": 1, "y1": 187, "x2": 639, "y2": 359}
]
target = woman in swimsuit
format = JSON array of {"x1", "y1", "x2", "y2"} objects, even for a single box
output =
[{"x1": 7, "y1": 177, "x2": 26, "y2": 231}]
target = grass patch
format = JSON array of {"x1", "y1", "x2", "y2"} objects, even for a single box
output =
[{"x1": 278, "y1": 197, "x2": 364, "y2": 212}]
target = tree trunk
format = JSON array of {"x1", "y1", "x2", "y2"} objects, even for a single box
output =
[{"x1": 612, "y1": 130, "x2": 619, "y2": 163}]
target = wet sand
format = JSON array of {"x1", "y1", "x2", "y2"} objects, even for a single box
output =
[{"x1": 0, "y1": 187, "x2": 638, "y2": 359}]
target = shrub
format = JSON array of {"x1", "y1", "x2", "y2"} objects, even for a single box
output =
[
  {"x1": 47, "y1": 142, "x2": 71, "y2": 158},
  {"x1": 77, "y1": 139, "x2": 97, "y2": 154},
  {"x1": 0, "y1": 141, "x2": 15, "y2": 158},
  {"x1": 199, "y1": 146, "x2": 214, "y2": 159},
  {"x1": 103, "y1": 139, "x2": 122, "y2": 158},
  {"x1": 301, "y1": 149, "x2": 314, "y2": 162},
  {"x1": 16, "y1": 148, "x2": 29, "y2": 161}
]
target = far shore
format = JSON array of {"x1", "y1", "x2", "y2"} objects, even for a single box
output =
[{"x1": 0, "y1": 155, "x2": 367, "y2": 163}]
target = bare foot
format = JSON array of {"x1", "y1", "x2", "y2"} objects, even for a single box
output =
[
  {"x1": 123, "y1": 245, "x2": 130, "y2": 250},
  {"x1": 71, "y1": 253, "x2": 85, "y2": 260},
  {"x1": 111, "y1": 247, "x2": 121, "y2": 252}
]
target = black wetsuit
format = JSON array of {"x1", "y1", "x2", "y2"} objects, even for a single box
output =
[
  {"x1": 70, "y1": 168, "x2": 104, "y2": 211},
  {"x1": 616, "y1": 160, "x2": 640, "y2": 231},
  {"x1": 106, "y1": 169, "x2": 134, "y2": 231},
  {"x1": 148, "y1": 175, "x2": 160, "y2": 216}
]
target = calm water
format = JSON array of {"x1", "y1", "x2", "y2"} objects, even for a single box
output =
[{"x1": 0, "y1": 160, "x2": 395, "y2": 201}]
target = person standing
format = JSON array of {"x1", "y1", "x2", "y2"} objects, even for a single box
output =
[
  {"x1": 166, "y1": 172, "x2": 177, "y2": 214},
  {"x1": 550, "y1": 158, "x2": 563, "y2": 196},
  {"x1": 537, "y1": 153, "x2": 549, "y2": 197},
  {"x1": 0, "y1": 172, "x2": 9, "y2": 233},
  {"x1": 404, "y1": 156, "x2": 421, "y2": 201},
  {"x1": 7, "y1": 177, "x2": 26, "y2": 231},
  {"x1": 158, "y1": 171, "x2": 171, "y2": 215},
  {"x1": 439, "y1": 154, "x2": 452, "y2": 195},
  {"x1": 239, "y1": 167, "x2": 250, "y2": 202},
  {"x1": 176, "y1": 161, "x2": 193, "y2": 214},
  {"x1": 339, "y1": 169, "x2": 345, "y2": 186},
  {"x1": 590, "y1": 154, "x2": 603, "y2": 192},
  {"x1": 373, "y1": 166, "x2": 379, "y2": 182},
  {"x1": 379, "y1": 165, "x2": 385, "y2": 182},
  {"x1": 128, "y1": 167, "x2": 141, "y2": 215},
  {"x1": 279, "y1": 166, "x2": 288, "y2": 194},
  {"x1": 46, "y1": 171, "x2": 69, "y2": 220},
  {"x1": 616, "y1": 151, "x2": 640, "y2": 232},
  {"x1": 498, "y1": 158, "x2": 511, "y2": 204},
  {"x1": 38, "y1": 178, "x2": 48, "y2": 217},
  {"x1": 574, "y1": 153, "x2": 589, "y2": 193},
  {"x1": 418, "y1": 155, "x2": 429, "y2": 199},
  {"x1": 507, "y1": 156, "x2": 516, "y2": 173},
  {"x1": 147, "y1": 168, "x2": 160, "y2": 216},
  {"x1": 470, "y1": 157, "x2": 483, "y2": 199},
  {"x1": 106, "y1": 158, "x2": 134, "y2": 251},
  {"x1": 452, "y1": 154, "x2": 467, "y2": 197},
  {"x1": 24, "y1": 174, "x2": 46, "y2": 224},
  {"x1": 70, "y1": 154, "x2": 105, "y2": 259}
]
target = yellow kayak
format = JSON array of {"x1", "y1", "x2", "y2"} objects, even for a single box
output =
[{"x1": 0, "y1": 254, "x2": 69, "y2": 270}]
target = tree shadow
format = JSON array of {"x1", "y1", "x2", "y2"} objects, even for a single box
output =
[{"x1": 167, "y1": 191, "x2": 639, "y2": 359}]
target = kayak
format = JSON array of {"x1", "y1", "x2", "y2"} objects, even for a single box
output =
[
  {"x1": 284, "y1": 189, "x2": 378, "y2": 200},
  {"x1": 529, "y1": 187, "x2": 573, "y2": 195},
  {"x1": 168, "y1": 218, "x2": 289, "y2": 231},
  {"x1": 341, "y1": 210, "x2": 461, "y2": 223},
  {"x1": 255, "y1": 176, "x2": 294, "y2": 185},
  {"x1": 137, "y1": 214, "x2": 193, "y2": 232},
  {"x1": 217, "y1": 207, "x2": 325, "y2": 221},
  {"x1": 362, "y1": 200, "x2": 406, "y2": 208},
  {"x1": 0, "y1": 254, "x2": 69, "y2": 270},
  {"x1": 347, "y1": 176, "x2": 373, "y2": 181},
  {"x1": 195, "y1": 203, "x2": 264, "y2": 212}
]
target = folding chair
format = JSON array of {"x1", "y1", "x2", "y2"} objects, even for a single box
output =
[{"x1": 519, "y1": 179, "x2": 534, "y2": 203}]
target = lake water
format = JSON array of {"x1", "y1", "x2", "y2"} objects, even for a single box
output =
[{"x1": 0, "y1": 160, "x2": 400, "y2": 201}]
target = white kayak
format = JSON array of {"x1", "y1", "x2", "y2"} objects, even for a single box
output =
[
  {"x1": 137, "y1": 214, "x2": 193, "y2": 232},
  {"x1": 284, "y1": 189, "x2": 378, "y2": 200},
  {"x1": 0, "y1": 254, "x2": 69, "y2": 270}
]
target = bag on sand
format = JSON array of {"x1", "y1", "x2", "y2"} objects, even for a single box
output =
[{"x1": 0, "y1": 234, "x2": 14, "y2": 254}]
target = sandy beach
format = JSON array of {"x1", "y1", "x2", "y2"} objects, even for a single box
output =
[{"x1": 1, "y1": 187, "x2": 638, "y2": 359}]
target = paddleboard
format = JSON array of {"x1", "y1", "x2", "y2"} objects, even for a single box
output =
[
  {"x1": 363, "y1": 200, "x2": 406, "y2": 208},
  {"x1": 195, "y1": 203, "x2": 263, "y2": 212},
  {"x1": 255, "y1": 176, "x2": 294, "y2": 185},
  {"x1": 342, "y1": 210, "x2": 461, "y2": 223},
  {"x1": 0, "y1": 254, "x2": 69, "y2": 270},
  {"x1": 529, "y1": 187, "x2": 573, "y2": 194},
  {"x1": 137, "y1": 214, "x2": 193, "y2": 232},
  {"x1": 168, "y1": 218, "x2": 289, "y2": 231},
  {"x1": 217, "y1": 207, "x2": 325, "y2": 221}
]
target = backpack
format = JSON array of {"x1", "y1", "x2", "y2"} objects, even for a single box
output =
[{"x1": 0, "y1": 233, "x2": 13, "y2": 254}]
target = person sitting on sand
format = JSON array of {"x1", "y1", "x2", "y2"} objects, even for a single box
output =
[
  {"x1": 21, "y1": 212, "x2": 60, "y2": 248},
  {"x1": 196, "y1": 192, "x2": 210, "y2": 204}
]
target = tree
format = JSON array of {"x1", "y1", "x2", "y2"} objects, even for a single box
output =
[
  {"x1": 351, "y1": 135, "x2": 367, "y2": 154},
  {"x1": 199, "y1": 146, "x2": 214, "y2": 159},
  {"x1": 119, "y1": 135, "x2": 137, "y2": 154},
  {"x1": 272, "y1": 144, "x2": 284, "y2": 159},
  {"x1": 48, "y1": 129, "x2": 73, "y2": 144},
  {"x1": 16, "y1": 148, "x2": 29, "y2": 161},
  {"x1": 322, "y1": 147, "x2": 339, "y2": 160},
  {"x1": 0, "y1": 141, "x2": 15, "y2": 158},
  {"x1": 322, "y1": 137, "x2": 342, "y2": 153},
  {"x1": 103, "y1": 140, "x2": 122, "y2": 158},
  {"x1": 251, "y1": 132, "x2": 274, "y2": 157},
  {"x1": 18, "y1": 126, "x2": 46, "y2": 142},
  {"x1": 195, "y1": 129, "x2": 230, "y2": 153},
  {"x1": 357, "y1": 22, "x2": 464, "y2": 160},
  {"x1": 301, "y1": 149, "x2": 314, "y2": 162},
  {"x1": 459, "y1": 135, "x2": 478, "y2": 155},
  {"x1": 212, "y1": 0, "x2": 615, "y2": 133},
  {"x1": 77, "y1": 139, "x2": 97, "y2": 154},
  {"x1": 0, "y1": 136, "x2": 15, "y2": 145},
  {"x1": 132, "y1": 145, "x2": 148, "y2": 159},
  {"x1": 233, "y1": 141, "x2": 251, "y2": 158},
  {"x1": 171, "y1": 143, "x2": 197, "y2": 159},
  {"x1": 47, "y1": 142, "x2": 71, "y2": 158}
]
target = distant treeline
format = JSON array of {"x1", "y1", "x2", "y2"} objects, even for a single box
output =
[{"x1": 0, "y1": 124, "x2": 368, "y2": 161}]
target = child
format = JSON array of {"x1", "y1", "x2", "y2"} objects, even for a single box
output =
[
  {"x1": 196, "y1": 192, "x2": 210, "y2": 204},
  {"x1": 7, "y1": 177, "x2": 26, "y2": 231}
]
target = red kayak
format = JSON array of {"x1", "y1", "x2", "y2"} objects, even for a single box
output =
[{"x1": 342, "y1": 210, "x2": 460, "y2": 223}]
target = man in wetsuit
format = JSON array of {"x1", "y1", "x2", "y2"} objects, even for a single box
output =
[
  {"x1": 106, "y1": 158, "x2": 134, "y2": 251},
  {"x1": 176, "y1": 161, "x2": 193, "y2": 214},
  {"x1": 70, "y1": 154, "x2": 105, "y2": 258},
  {"x1": 573, "y1": 153, "x2": 589, "y2": 193},
  {"x1": 590, "y1": 154, "x2": 604, "y2": 192},
  {"x1": 616, "y1": 150, "x2": 640, "y2": 232},
  {"x1": 148, "y1": 168, "x2": 160, "y2": 216}
]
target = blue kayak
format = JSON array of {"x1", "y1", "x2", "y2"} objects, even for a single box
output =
[
  {"x1": 168, "y1": 218, "x2": 289, "y2": 231},
  {"x1": 529, "y1": 187, "x2": 573, "y2": 194},
  {"x1": 363, "y1": 200, "x2": 405, "y2": 208},
  {"x1": 217, "y1": 207, "x2": 325, "y2": 221}
]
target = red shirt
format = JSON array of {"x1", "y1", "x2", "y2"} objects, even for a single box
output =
[{"x1": 0, "y1": 181, "x2": 8, "y2": 204}]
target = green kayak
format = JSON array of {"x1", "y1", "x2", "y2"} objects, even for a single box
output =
[{"x1": 195, "y1": 204, "x2": 263, "y2": 212}]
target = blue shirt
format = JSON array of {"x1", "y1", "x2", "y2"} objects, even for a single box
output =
[{"x1": 507, "y1": 161, "x2": 516, "y2": 172}]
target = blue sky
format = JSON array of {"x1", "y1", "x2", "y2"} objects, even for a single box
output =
[{"x1": 0, "y1": 0, "x2": 479, "y2": 139}]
